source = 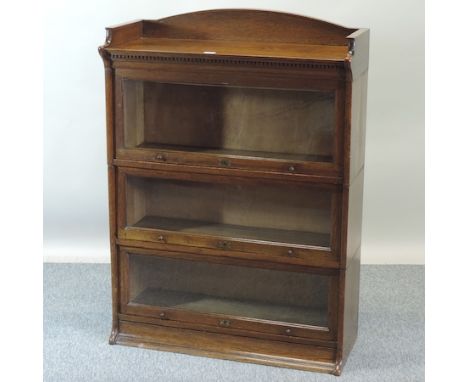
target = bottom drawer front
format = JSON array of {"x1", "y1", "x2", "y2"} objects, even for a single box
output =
[{"x1": 120, "y1": 247, "x2": 338, "y2": 341}]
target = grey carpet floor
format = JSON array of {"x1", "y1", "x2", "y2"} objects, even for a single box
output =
[{"x1": 44, "y1": 264, "x2": 424, "y2": 382}]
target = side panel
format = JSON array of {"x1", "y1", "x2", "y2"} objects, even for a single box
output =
[
  {"x1": 336, "y1": 70, "x2": 368, "y2": 373},
  {"x1": 99, "y1": 48, "x2": 120, "y2": 342}
]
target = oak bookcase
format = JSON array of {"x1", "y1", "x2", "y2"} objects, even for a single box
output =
[{"x1": 99, "y1": 9, "x2": 369, "y2": 375}]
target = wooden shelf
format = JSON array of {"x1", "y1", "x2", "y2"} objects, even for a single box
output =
[
  {"x1": 136, "y1": 142, "x2": 333, "y2": 163},
  {"x1": 133, "y1": 215, "x2": 330, "y2": 247},
  {"x1": 133, "y1": 287, "x2": 328, "y2": 326}
]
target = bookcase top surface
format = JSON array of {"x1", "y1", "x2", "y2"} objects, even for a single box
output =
[{"x1": 102, "y1": 9, "x2": 363, "y2": 63}]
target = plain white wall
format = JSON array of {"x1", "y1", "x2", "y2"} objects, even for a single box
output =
[{"x1": 44, "y1": 0, "x2": 424, "y2": 263}]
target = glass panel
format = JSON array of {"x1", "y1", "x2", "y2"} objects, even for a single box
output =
[
  {"x1": 122, "y1": 80, "x2": 335, "y2": 163},
  {"x1": 129, "y1": 254, "x2": 329, "y2": 327},
  {"x1": 126, "y1": 176, "x2": 332, "y2": 248}
]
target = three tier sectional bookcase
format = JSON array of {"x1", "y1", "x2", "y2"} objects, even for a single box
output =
[{"x1": 99, "y1": 9, "x2": 369, "y2": 375}]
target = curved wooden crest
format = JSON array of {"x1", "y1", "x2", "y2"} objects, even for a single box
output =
[{"x1": 144, "y1": 9, "x2": 355, "y2": 45}]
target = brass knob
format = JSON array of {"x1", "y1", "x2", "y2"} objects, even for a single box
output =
[
  {"x1": 219, "y1": 319, "x2": 231, "y2": 327},
  {"x1": 159, "y1": 312, "x2": 166, "y2": 319},
  {"x1": 219, "y1": 158, "x2": 230, "y2": 167},
  {"x1": 158, "y1": 235, "x2": 165, "y2": 242},
  {"x1": 288, "y1": 165, "x2": 295, "y2": 172},
  {"x1": 155, "y1": 153, "x2": 166, "y2": 161},
  {"x1": 217, "y1": 241, "x2": 230, "y2": 250},
  {"x1": 287, "y1": 249, "x2": 294, "y2": 256},
  {"x1": 285, "y1": 328, "x2": 292, "y2": 335}
]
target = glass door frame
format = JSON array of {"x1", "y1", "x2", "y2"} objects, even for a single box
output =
[
  {"x1": 112, "y1": 67, "x2": 345, "y2": 180},
  {"x1": 118, "y1": 246, "x2": 339, "y2": 342},
  {"x1": 116, "y1": 166, "x2": 343, "y2": 269}
]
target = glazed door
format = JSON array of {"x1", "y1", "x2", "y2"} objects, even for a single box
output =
[
  {"x1": 117, "y1": 167, "x2": 341, "y2": 268},
  {"x1": 119, "y1": 247, "x2": 339, "y2": 342},
  {"x1": 115, "y1": 76, "x2": 343, "y2": 178}
]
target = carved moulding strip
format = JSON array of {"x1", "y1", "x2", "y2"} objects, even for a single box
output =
[{"x1": 109, "y1": 52, "x2": 345, "y2": 71}]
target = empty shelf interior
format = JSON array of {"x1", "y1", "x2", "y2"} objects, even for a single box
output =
[
  {"x1": 122, "y1": 81, "x2": 336, "y2": 161},
  {"x1": 126, "y1": 176, "x2": 332, "y2": 248},
  {"x1": 128, "y1": 254, "x2": 330, "y2": 327},
  {"x1": 133, "y1": 287, "x2": 328, "y2": 326},
  {"x1": 135, "y1": 142, "x2": 333, "y2": 163}
]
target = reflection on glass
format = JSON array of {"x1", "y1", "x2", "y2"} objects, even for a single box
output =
[
  {"x1": 126, "y1": 176, "x2": 332, "y2": 248},
  {"x1": 129, "y1": 254, "x2": 330, "y2": 327},
  {"x1": 122, "y1": 80, "x2": 335, "y2": 163}
]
